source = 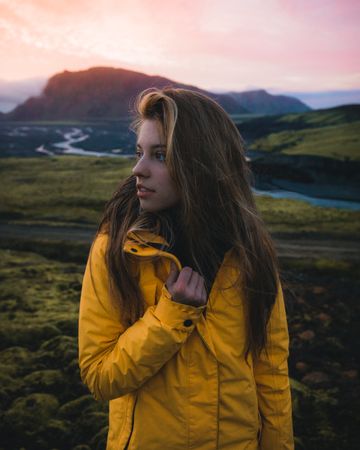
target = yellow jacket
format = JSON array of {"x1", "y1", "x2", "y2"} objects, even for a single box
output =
[{"x1": 78, "y1": 231, "x2": 294, "y2": 450}]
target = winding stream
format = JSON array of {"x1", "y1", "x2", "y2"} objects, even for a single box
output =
[{"x1": 34, "y1": 129, "x2": 360, "y2": 211}]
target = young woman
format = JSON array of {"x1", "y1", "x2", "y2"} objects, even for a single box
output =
[{"x1": 78, "y1": 88, "x2": 294, "y2": 449}]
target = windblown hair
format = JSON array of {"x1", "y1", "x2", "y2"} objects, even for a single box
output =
[{"x1": 97, "y1": 87, "x2": 280, "y2": 360}]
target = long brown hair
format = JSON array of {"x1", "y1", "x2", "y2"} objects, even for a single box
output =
[{"x1": 98, "y1": 87, "x2": 280, "y2": 359}]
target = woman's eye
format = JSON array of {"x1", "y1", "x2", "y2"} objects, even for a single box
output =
[
  {"x1": 155, "y1": 152, "x2": 166, "y2": 162},
  {"x1": 135, "y1": 150, "x2": 143, "y2": 160}
]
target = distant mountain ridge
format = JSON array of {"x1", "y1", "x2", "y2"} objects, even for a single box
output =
[
  {"x1": 229, "y1": 89, "x2": 310, "y2": 114},
  {"x1": 4, "y1": 66, "x2": 310, "y2": 120}
]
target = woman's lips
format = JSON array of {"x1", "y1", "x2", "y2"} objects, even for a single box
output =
[{"x1": 137, "y1": 186, "x2": 155, "y2": 198}]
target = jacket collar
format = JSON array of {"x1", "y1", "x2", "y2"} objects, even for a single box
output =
[
  {"x1": 126, "y1": 230, "x2": 169, "y2": 247},
  {"x1": 124, "y1": 229, "x2": 182, "y2": 270}
]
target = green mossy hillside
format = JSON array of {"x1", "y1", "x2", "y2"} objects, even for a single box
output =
[
  {"x1": 0, "y1": 247, "x2": 358, "y2": 449},
  {"x1": 0, "y1": 248, "x2": 108, "y2": 449},
  {"x1": 1, "y1": 156, "x2": 359, "y2": 237},
  {"x1": 239, "y1": 105, "x2": 360, "y2": 161}
]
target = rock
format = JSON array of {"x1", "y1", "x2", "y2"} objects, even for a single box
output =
[
  {"x1": 313, "y1": 286, "x2": 326, "y2": 294},
  {"x1": 58, "y1": 395, "x2": 98, "y2": 419},
  {"x1": 3, "y1": 393, "x2": 59, "y2": 434},
  {"x1": 36, "y1": 335, "x2": 77, "y2": 367},
  {"x1": 317, "y1": 312, "x2": 331, "y2": 322},
  {"x1": 90, "y1": 426, "x2": 109, "y2": 450},
  {"x1": 38, "y1": 418, "x2": 72, "y2": 449},
  {"x1": 23, "y1": 369, "x2": 65, "y2": 394},
  {"x1": 0, "y1": 372, "x2": 23, "y2": 405},
  {"x1": 298, "y1": 330, "x2": 315, "y2": 341},
  {"x1": 55, "y1": 318, "x2": 78, "y2": 336},
  {"x1": 75, "y1": 411, "x2": 108, "y2": 445},
  {"x1": 301, "y1": 371, "x2": 330, "y2": 386},
  {"x1": 325, "y1": 336, "x2": 345, "y2": 351},
  {"x1": 0, "y1": 388, "x2": 10, "y2": 410},
  {"x1": 295, "y1": 361, "x2": 309, "y2": 373},
  {"x1": 0, "y1": 324, "x2": 61, "y2": 351},
  {"x1": 341, "y1": 370, "x2": 358, "y2": 380},
  {"x1": 0, "y1": 346, "x2": 34, "y2": 375}
]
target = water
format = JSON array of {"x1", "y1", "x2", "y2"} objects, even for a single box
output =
[
  {"x1": 35, "y1": 127, "x2": 123, "y2": 157},
  {"x1": 2, "y1": 124, "x2": 358, "y2": 211},
  {"x1": 253, "y1": 187, "x2": 360, "y2": 211}
]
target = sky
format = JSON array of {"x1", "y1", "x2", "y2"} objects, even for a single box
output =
[{"x1": 0, "y1": 0, "x2": 359, "y2": 93}]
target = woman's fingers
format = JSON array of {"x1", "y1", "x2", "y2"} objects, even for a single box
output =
[
  {"x1": 165, "y1": 261, "x2": 179, "y2": 289},
  {"x1": 168, "y1": 266, "x2": 207, "y2": 307},
  {"x1": 195, "y1": 275, "x2": 207, "y2": 305},
  {"x1": 175, "y1": 267, "x2": 194, "y2": 290}
]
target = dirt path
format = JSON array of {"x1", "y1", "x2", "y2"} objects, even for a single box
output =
[{"x1": 0, "y1": 222, "x2": 359, "y2": 260}]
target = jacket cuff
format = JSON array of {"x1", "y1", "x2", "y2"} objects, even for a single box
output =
[{"x1": 154, "y1": 285, "x2": 205, "y2": 331}]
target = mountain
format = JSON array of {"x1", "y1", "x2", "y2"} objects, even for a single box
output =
[
  {"x1": 5, "y1": 67, "x2": 248, "y2": 121},
  {"x1": 4, "y1": 67, "x2": 312, "y2": 121},
  {"x1": 229, "y1": 89, "x2": 311, "y2": 114}
]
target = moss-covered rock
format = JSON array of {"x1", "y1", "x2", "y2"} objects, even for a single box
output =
[
  {"x1": 90, "y1": 426, "x2": 108, "y2": 450},
  {"x1": 0, "y1": 346, "x2": 34, "y2": 374},
  {"x1": 3, "y1": 393, "x2": 59, "y2": 435},
  {"x1": 75, "y1": 411, "x2": 109, "y2": 444},
  {"x1": 58, "y1": 394, "x2": 99, "y2": 419},
  {"x1": 23, "y1": 369, "x2": 65, "y2": 395},
  {"x1": 0, "y1": 324, "x2": 61, "y2": 350},
  {"x1": 36, "y1": 335, "x2": 77, "y2": 367},
  {"x1": 37, "y1": 418, "x2": 72, "y2": 449},
  {"x1": 55, "y1": 318, "x2": 78, "y2": 336}
]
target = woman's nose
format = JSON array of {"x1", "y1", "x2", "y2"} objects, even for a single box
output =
[{"x1": 132, "y1": 156, "x2": 150, "y2": 177}]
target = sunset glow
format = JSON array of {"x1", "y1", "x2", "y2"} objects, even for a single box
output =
[{"x1": 1, "y1": 0, "x2": 359, "y2": 91}]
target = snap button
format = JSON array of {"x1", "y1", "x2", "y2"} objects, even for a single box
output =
[
  {"x1": 183, "y1": 319, "x2": 193, "y2": 327},
  {"x1": 130, "y1": 248, "x2": 138, "y2": 253}
]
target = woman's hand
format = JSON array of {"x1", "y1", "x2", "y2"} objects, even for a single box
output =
[{"x1": 165, "y1": 262, "x2": 207, "y2": 307}]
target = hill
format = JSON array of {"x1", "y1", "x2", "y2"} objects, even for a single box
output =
[
  {"x1": 239, "y1": 105, "x2": 360, "y2": 161},
  {"x1": 229, "y1": 89, "x2": 311, "y2": 114},
  {"x1": 4, "y1": 67, "x2": 310, "y2": 121}
]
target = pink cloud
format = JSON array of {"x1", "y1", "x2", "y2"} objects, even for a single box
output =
[{"x1": 0, "y1": 0, "x2": 359, "y2": 90}]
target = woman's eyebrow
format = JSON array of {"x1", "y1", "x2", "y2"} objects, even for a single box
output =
[{"x1": 136, "y1": 143, "x2": 166, "y2": 149}]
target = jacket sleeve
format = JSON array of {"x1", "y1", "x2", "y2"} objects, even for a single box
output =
[
  {"x1": 78, "y1": 233, "x2": 205, "y2": 401},
  {"x1": 253, "y1": 282, "x2": 294, "y2": 450}
]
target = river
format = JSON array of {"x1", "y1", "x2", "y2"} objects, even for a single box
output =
[
  {"x1": 33, "y1": 129, "x2": 360, "y2": 211},
  {"x1": 253, "y1": 187, "x2": 360, "y2": 211}
]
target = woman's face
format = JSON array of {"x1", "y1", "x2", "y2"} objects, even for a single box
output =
[{"x1": 132, "y1": 119, "x2": 180, "y2": 213}]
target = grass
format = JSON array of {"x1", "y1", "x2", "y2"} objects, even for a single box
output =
[
  {"x1": 0, "y1": 156, "x2": 132, "y2": 226},
  {"x1": 0, "y1": 154, "x2": 359, "y2": 449},
  {"x1": 237, "y1": 105, "x2": 360, "y2": 162},
  {"x1": 251, "y1": 121, "x2": 360, "y2": 161},
  {"x1": 0, "y1": 247, "x2": 108, "y2": 450},
  {"x1": 255, "y1": 195, "x2": 360, "y2": 236},
  {"x1": 0, "y1": 244, "x2": 358, "y2": 450},
  {"x1": 1, "y1": 156, "x2": 359, "y2": 238}
]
